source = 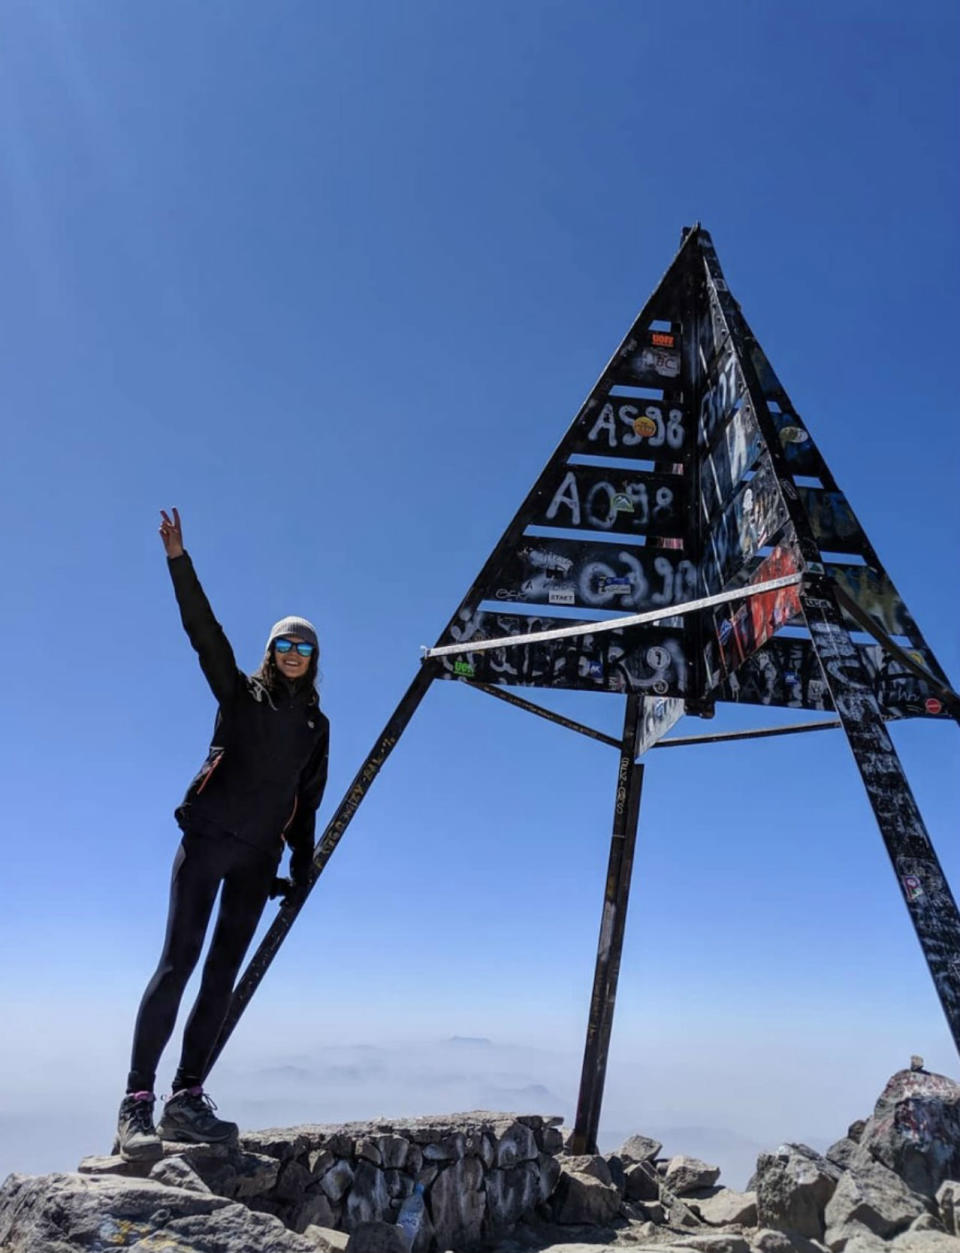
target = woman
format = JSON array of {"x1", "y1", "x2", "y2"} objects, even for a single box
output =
[{"x1": 116, "y1": 507, "x2": 330, "y2": 1162}]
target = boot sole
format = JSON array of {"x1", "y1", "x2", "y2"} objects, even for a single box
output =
[{"x1": 156, "y1": 1121, "x2": 238, "y2": 1145}]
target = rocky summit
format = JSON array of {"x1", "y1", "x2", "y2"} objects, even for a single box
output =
[{"x1": 1, "y1": 1066, "x2": 960, "y2": 1252}]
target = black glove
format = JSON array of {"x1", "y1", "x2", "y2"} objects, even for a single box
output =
[
  {"x1": 269, "y1": 876, "x2": 296, "y2": 902},
  {"x1": 290, "y1": 844, "x2": 314, "y2": 888}
]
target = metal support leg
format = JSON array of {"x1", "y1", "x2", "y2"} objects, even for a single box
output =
[
  {"x1": 569, "y1": 693, "x2": 645, "y2": 1154},
  {"x1": 802, "y1": 586, "x2": 960, "y2": 1053},
  {"x1": 204, "y1": 663, "x2": 438, "y2": 1078}
]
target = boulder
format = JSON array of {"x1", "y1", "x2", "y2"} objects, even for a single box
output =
[
  {"x1": 859, "y1": 1066, "x2": 960, "y2": 1199},
  {"x1": 345, "y1": 1220, "x2": 407, "y2": 1253},
  {"x1": 890, "y1": 1232, "x2": 960, "y2": 1251},
  {"x1": 664, "y1": 1155, "x2": 721, "y2": 1195},
  {"x1": 624, "y1": 1161, "x2": 660, "y2": 1202},
  {"x1": 319, "y1": 1159, "x2": 355, "y2": 1203},
  {"x1": 755, "y1": 1143, "x2": 841, "y2": 1241},
  {"x1": 485, "y1": 1162, "x2": 541, "y2": 1230},
  {"x1": 939, "y1": 1180, "x2": 960, "y2": 1236},
  {"x1": 686, "y1": 1186, "x2": 757, "y2": 1226},
  {"x1": 148, "y1": 1154, "x2": 211, "y2": 1193},
  {"x1": 291, "y1": 1191, "x2": 337, "y2": 1233},
  {"x1": 752, "y1": 1230, "x2": 831, "y2": 1253},
  {"x1": 345, "y1": 1162, "x2": 391, "y2": 1225},
  {"x1": 665, "y1": 1236, "x2": 751, "y2": 1253},
  {"x1": 304, "y1": 1225, "x2": 350, "y2": 1253},
  {"x1": 0, "y1": 1171, "x2": 317, "y2": 1253},
  {"x1": 825, "y1": 1140, "x2": 859, "y2": 1172},
  {"x1": 560, "y1": 1154, "x2": 613, "y2": 1185},
  {"x1": 495, "y1": 1121, "x2": 538, "y2": 1168},
  {"x1": 823, "y1": 1148, "x2": 929, "y2": 1249},
  {"x1": 428, "y1": 1156, "x2": 485, "y2": 1245},
  {"x1": 550, "y1": 1167, "x2": 622, "y2": 1226},
  {"x1": 619, "y1": 1134, "x2": 664, "y2": 1164}
]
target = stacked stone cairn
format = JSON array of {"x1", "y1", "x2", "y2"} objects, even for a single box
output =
[{"x1": 1, "y1": 1063, "x2": 959, "y2": 1252}]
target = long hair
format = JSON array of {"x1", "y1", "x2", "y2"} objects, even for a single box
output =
[{"x1": 252, "y1": 646, "x2": 321, "y2": 705}]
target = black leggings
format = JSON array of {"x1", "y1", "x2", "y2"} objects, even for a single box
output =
[{"x1": 127, "y1": 830, "x2": 279, "y2": 1093}]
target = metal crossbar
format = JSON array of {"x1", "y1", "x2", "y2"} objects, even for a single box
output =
[{"x1": 423, "y1": 573, "x2": 802, "y2": 660}]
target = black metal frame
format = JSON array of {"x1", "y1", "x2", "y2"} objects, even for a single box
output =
[{"x1": 208, "y1": 226, "x2": 959, "y2": 1142}]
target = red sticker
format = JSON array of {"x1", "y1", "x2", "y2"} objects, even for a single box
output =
[
  {"x1": 651, "y1": 332, "x2": 675, "y2": 347},
  {"x1": 925, "y1": 697, "x2": 943, "y2": 715}
]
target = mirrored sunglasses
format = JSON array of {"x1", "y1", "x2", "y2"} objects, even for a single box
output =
[{"x1": 274, "y1": 639, "x2": 315, "y2": 658}]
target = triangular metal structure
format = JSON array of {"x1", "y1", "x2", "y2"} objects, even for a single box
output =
[{"x1": 211, "y1": 227, "x2": 960, "y2": 1151}]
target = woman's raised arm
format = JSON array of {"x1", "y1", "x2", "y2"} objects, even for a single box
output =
[{"x1": 160, "y1": 508, "x2": 241, "y2": 707}]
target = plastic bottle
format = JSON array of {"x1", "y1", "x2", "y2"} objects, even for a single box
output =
[{"x1": 395, "y1": 1181, "x2": 426, "y2": 1251}]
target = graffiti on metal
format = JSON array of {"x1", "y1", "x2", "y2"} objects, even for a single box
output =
[
  {"x1": 570, "y1": 395, "x2": 691, "y2": 459},
  {"x1": 796, "y1": 488, "x2": 862, "y2": 554},
  {"x1": 617, "y1": 331, "x2": 683, "y2": 386},
  {"x1": 698, "y1": 350, "x2": 745, "y2": 450},
  {"x1": 703, "y1": 545, "x2": 802, "y2": 684},
  {"x1": 492, "y1": 538, "x2": 698, "y2": 613},
  {"x1": 828, "y1": 564, "x2": 919, "y2": 640},
  {"x1": 700, "y1": 399, "x2": 764, "y2": 521},
  {"x1": 436, "y1": 609, "x2": 688, "y2": 696},
  {"x1": 716, "y1": 638, "x2": 950, "y2": 719},
  {"x1": 533, "y1": 464, "x2": 687, "y2": 537},
  {"x1": 635, "y1": 696, "x2": 685, "y2": 756},
  {"x1": 703, "y1": 457, "x2": 789, "y2": 595}
]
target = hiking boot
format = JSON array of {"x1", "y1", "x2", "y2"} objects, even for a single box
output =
[
  {"x1": 114, "y1": 1091, "x2": 163, "y2": 1162},
  {"x1": 156, "y1": 1087, "x2": 238, "y2": 1144}
]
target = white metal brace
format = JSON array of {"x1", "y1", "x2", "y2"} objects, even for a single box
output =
[{"x1": 422, "y1": 573, "x2": 802, "y2": 660}]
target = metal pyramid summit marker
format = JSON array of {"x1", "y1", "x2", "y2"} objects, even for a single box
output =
[{"x1": 213, "y1": 226, "x2": 960, "y2": 1153}]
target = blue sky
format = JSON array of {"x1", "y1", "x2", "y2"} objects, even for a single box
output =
[{"x1": 1, "y1": 0, "x2": 958, "y2": 1184}]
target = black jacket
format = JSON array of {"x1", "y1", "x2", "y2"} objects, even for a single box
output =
[{"x1": 168, "y1": 552, "x2": 330, "y2": 882}]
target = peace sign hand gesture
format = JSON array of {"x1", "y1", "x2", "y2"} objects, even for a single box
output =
[{"x1": 159, "y1": 508, "x2": 185, "y2": 558}]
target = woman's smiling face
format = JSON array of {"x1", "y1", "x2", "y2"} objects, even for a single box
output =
[{"x1": 274, "y1": 635, "x2": 312, "y2": 680}]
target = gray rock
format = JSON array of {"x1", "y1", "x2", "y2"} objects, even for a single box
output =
[
  {"x1": 823, "y1": 1148, "x2": 929, "y2": 1248},
  {"x1": 241, "y1": 1127, "x2": 313, "y2": 1163},
  {"x1": 619, "y1": 1134, "x2": 664, "y2": 1165},
  {"x1": 847, "y1": 1121, "x2": 867, "y2": 1144},
  {"x1": 291, "y1": 1191, "x2": 337, "y2": 1233},
  {"x1": 199, "y1": 1151, "x2": 282, "y2": 1200},
  {"x1": 561, "y1": 1154, "x2": 612, "y2": 1185},
  {"x1": 346, "y1": 1161, "x2": 391, "y2": 1225},
  {"x1": 345, "y1": 1219, "x2": 408, "y2": 1253},
  {"x1": 825, "y1": 1140, "x2": 859, "y2": 1172},
  {"x1": 276, "y1": 1158, "x2": 315, "y2": 1202},
  {"x1": 496, "y1": 1122, "x2": 538, "y2": 1168},
  {"x1": 665, "y1": 1155, "x2": 721, "y2": 1196},
  {"x1": 859, "y1": 1066, "x2": 960, "y2": 1199},
  {"x1": 485, "y1": 1162, "x2": 541, "y2": 1230},
  {"x1": 537, "y1": 1151, "x2": 561, "y2": 1203},
  {"x1": 939, "y1": 1180, "x2": 960, "y2": 1236},
  {"x1": 890, "y1": 1232, "x2": 960, "y2": 1252},
  {"x1": 77, "y1": 1153, "x2": 151, "y2": 1178},
  {"x1": 480, "y1": 1134, "x2": 496, "y2": 1170},
  {"x1": 356, "y1": 1138, "x2": 383, "y2": 1166},
  {"x1": 755, "y1": 1143, "x2": 841, "y2": 1241},
  {"x1": 148, "y1": 1154, "x2": 211, "y2": 1193},
  {"x1": 624, "y1": 1162, "x2": 660, "y2": 1202},
  {"x1": 304, "y1": 1224, "x2": 351, "y2": 1253},
  {"x1": 320, "y1": 1159, "x2": 355, "y2": 1203},
  {"x1": 0, "y1": 1171, "x2": 317, "y2": 1253},
  {"x1": 751, "y1": 1231, "x2": 831, "y2": 1253},
  {"x1": 377, "y1": 1135, "x2": 409, "y2": 1170},
  {"x1": 666, "y1": 1236, "x2": 751, "y2": 1253},
  {"x1": 686, "y1": 1186, "x2": 757, "y2": 1226},
  {"x1": 541, "y1": 1126, "x2": 564, "y2": 1155},
  {"x1": 605, "y1": 1153, "x2": 626, "y2": 1195},
  {"x1": 550, "y1": 1168, "x2": 621, "y2": 1226},
  {"x1": 309, "y1": 1148, "x2": 337, "y2": 1177},
  {"x1": 429, "y1": 1157, "x2": 485, "y2": 1245}
]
